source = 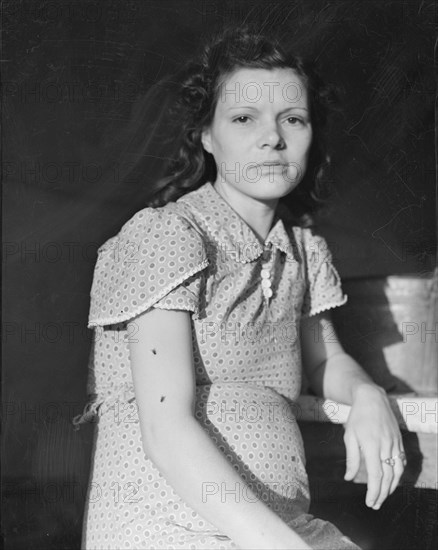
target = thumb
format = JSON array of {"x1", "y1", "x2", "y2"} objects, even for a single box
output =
[{"x1": 344, "y1": 435, "x2": 361, "y2": 481}]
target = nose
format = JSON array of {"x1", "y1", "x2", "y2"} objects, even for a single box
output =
[{"x1": 257, "y1": 123, "x2": 285, "y2": 149}]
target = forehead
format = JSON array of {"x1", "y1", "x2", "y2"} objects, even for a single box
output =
[{"x1": 216, "y1": 67, "x2": 308, "y2": 108}]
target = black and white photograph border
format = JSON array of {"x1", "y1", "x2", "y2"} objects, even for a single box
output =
[{"x1": 2, "y1": 1, "x2": 437, "y2": 549}]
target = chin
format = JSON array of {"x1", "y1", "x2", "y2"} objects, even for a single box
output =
[{"x1": 245, "y1": 178, "x2": 300, "y2": 200}]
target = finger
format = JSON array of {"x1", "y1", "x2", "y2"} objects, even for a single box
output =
[
  {"x1": 389, "y1": 448, "x2": 406, "y2": 494},
  {"x1": 344, "y1": 432, "x2": 361, "y2": 481},
  {"x1": 362, "y1": 446, "x2": 386, "y2": 508},
  {"x1": 373, "y1": 451, "x2": 395, "y2": 510}
]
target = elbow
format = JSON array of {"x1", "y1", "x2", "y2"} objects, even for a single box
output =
[
  {"x1": 139, "y1": 414, "x2": 194, "y2": 467},
  {"x1": 140, "y1": 421, "x2": 171, "y2": 462}
]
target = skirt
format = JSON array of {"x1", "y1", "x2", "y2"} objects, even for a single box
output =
[{"x1": 81, "y1": 383, "x2": 361, "y2": 549}]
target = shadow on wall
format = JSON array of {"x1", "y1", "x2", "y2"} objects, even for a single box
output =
[{"x1": 332, "y1": 274, "x2": 437, "y2": 397}]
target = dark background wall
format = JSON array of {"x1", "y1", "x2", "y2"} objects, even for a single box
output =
[{"x1": 2, "y1": 1, "x2": 436, "y2": 549}]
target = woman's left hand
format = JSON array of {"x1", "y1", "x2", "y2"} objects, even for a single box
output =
[{"x1": 343, "y1": 383, "x2": 406, "y2": 510}]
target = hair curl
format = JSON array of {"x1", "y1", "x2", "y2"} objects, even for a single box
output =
[{"x1": 146, "y1": 25, "x2": 338, "y2": 226}]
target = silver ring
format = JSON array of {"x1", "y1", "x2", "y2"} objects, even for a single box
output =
[{"x1": 382, "y1": 452, "x2": 407, "y2": 467}]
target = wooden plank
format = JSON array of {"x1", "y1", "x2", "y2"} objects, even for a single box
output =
[{"x1": 296, "y1": 395, "x2": 438, "y2": 434}]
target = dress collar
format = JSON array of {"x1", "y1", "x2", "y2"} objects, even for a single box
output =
[{"x1": 178, "y1": 181, "x2": 298, "y2": 264}]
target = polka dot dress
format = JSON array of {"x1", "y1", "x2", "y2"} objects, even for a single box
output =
[{"x1": 73, "y1": 182, "x2": 358, "y2": 550}]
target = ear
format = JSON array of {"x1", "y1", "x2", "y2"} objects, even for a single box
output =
[{"x1": 201, "y1": 127, "x2": 212, "y2": 154}]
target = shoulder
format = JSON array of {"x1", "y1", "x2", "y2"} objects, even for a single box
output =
[
  {"x1": 97, "y1": 201, "x2": 206, "y2": 259},
  {"x1": 88, "y1": 202, "x2": 209, "y2": 327},
  {"x1": 276, "y1": 202, "x2": 330, "y2": 261},
  {"x1": 301, "y1": 227, "x2": 332, "y2": 259},
  {"x1": 285, "y1": 225, "x2": 332, "y2": 263},
  {"x1": 285, "y1": 225, "x2": 333, "y2": 266},
  {"x1": 112, "y1": 202, "x2": 202, "y2": 245}
]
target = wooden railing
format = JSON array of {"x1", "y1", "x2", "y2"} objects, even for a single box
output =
[{"x1": 297, "y1": 394, "x2": 437, "y2": 434}]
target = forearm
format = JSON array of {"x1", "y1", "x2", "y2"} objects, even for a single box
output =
[
  {"x1": 141, "y1": 415, "x2": 309, "y2": 550},
  {"x1": 309, "y1": 352, "x2": 383, "y2": 405},
  {"x1": 129, "y1": 308, "x2": 308, "y2": 548}
]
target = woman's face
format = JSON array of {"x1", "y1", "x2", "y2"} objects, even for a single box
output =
[{"x1": 201, "y1": 67, "x2": 313, "y2": 203}]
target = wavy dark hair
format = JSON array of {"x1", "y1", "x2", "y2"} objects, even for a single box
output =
[{"x1": 146, "y1": 25, "x2": 337, "y2": 226}]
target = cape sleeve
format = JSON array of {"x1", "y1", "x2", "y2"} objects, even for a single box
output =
[
  {"x1": 87, "y1": 205, "x2": 209, "y2": 327},
  {"x1": 301, "y1": 228, "x2": 348, "y2": 318}
]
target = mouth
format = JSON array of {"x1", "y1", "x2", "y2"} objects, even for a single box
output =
[{"x1": 257, "y1": 162, "x2": 285, "y2": 170}]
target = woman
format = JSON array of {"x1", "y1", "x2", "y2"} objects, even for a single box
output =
[{"x1": 73, "y1": 26, "x2": 405, "y2": 549}]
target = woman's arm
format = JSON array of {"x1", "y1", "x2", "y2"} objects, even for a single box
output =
[
  {"x1": 128, "y1": 308, "x2": 311, "y2": 550},
  {"x1": 300, "y1": 311, "x2": 405, "y2": 510}
]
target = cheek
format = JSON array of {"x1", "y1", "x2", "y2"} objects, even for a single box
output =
[
  {"x1": 211, "y1": 134, "x2": 229, "y2": 156},
  {"x1": 296, "y1": 135, "x2": 313, "y2": 175},
  {"x1": 301, "y1": 131, "x2": 313, "y2": 158}
]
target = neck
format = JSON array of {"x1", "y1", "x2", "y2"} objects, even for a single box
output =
[{"x1": 213, "y1": 181, "x2": 278, "y2": 244}]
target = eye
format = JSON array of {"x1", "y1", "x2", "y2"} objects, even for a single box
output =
[
  {"x1": 233, "y1": 116, "x2": 251, "y2": 124},
  {"x1": 286, "y1": 116, "x2": 303, "y2": 125}
]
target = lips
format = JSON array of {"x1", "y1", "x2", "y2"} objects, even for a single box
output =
[{"x1": 257, "y1": 162, "x2": 285, "y2": 171}]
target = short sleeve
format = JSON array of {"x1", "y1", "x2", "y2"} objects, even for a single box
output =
[
  {"x1": 301, "y1": 229, "x2": 347, "y2": 318},
  {"x1": 87, "y1": 205, "x2": 209, "y2": 327}
]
